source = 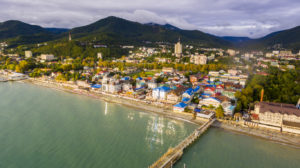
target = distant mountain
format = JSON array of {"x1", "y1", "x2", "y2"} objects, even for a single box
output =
[
  {"x1": 69, "y1": 16, "x2": 231, "y2": 47},
  {"x1": 0, "y1": 20, "x2": 47, "y2": 40},
  {"x1": 222, "y1": 36, "x2": 252, "y2": 43},
  {"x1": 145, "y1": 23, "x2": 181, "y2": 31},
  {"x1": 3, "y1": 16, "x2": 300, "y2": 50},
  {"x1": 0, "y1": 20, "x2": 69, "y2": 46},
  {"x1": 235, "y1": 26, "x2": 300, "y2": 50},
  {"x1": 256, "y1": 26, "x2": 300, "y2": 50},
  {"x1": 45, "y1": 28, "x2": 69, "y2": 34}
]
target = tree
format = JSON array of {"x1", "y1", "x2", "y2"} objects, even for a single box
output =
[
  {"x1": 19, "y1": 60, "x2": 29, "y2": 73},
  {"x1": 215, "y1": 105, "x2": 225, "y2": 118}
]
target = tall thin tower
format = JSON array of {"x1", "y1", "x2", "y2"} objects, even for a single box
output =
[{"x1": 69, "y1": 32, "x2": 72, "y2": 41}]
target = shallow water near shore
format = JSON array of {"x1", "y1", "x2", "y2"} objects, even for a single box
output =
[{"x1": 1, "y1": 82, "x2": 300, "y2": 168}]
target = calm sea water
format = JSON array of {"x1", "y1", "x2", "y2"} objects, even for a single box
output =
[
  {"x1": 0, "y1": 82, "x2": 197, "y2": 168},
  {"x1": 0, "y1": 82, "x2": 300, "y2": 168},
  {"x1": 175, "y1": 129, "x2": 300, "y2": 168}
]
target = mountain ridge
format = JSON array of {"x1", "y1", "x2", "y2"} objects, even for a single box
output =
[
  {"x1": 0, "y1": 16, "x2": 300, "y2": 50},
  {"x1": 68, "y1": 16, "x2": 231, "y2": 47}
]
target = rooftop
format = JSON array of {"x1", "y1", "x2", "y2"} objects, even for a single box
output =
[{"x1": 257, "y1": 102, "x2": 300, "y2": 117}]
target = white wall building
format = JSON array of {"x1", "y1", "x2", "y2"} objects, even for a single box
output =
[
  {"x1": 41, "y1": 54, "x2": 55, "y2": 61},
  {"x1": 190, "y1": 54, "x2": 207, "y2": 65},
  {"x1": 174, "y1": 40, "x2": 182, "y2": 58},
  {"x1": 25, "y1": 51, "x2": 32, "y2": 58}
]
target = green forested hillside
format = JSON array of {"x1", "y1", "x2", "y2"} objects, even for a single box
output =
[
  {"x1": 235, "y1": 67, "x2": 300, "y2": 111},
  {"x1": 68, "y1": 16, "x2": 231, "y2": 47}
]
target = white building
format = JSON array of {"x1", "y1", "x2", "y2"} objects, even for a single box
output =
[
  {"x1": 174, "y1": 39, "x2": 182, "y2": 58},
  {"x1": 25, "y1": 51, "x2": 32, "y2": 58},
  {"x1": 253, "y1": 102, "x2": 300, "y2": 134},
  {"x1": 152, "y1": 86, "x2": 171, "y2": 100},
  {"x1": 228, "y1": 69, "x2": 238, "y2": 76},
  {"x1": 198, "y1": 97, "x2": 221, "y2": 108},
  {"x1": 148, "y1": 82, "x2": 158, "y2": 89},
  {"x1": 190, "y1": 54, "x2": 207, "y2": 65},
  {"x1": 41, "y1": 54, "x2": 55, "y2": 61},
  {"x1": 265, "y1": 53, "x2": 273, "y2": 58},
  {"x1": 76, "y1": 81, "x2": 90, "y2": 88},
  {"x1": 108, "y1": 84, "x2": 122, "y2": 93},
  {"x1": 8, "y1": 73, "x2": 28, "y2": 80},
  {"x1": 97, "y1": 53, "x2": 103, "y2": 59},
  {"x1": 227, "y1": 49, "x2": 236, "y2": 56},
  {"x1": 122, "y1": 83, "x2": 133, "y2": 92}
]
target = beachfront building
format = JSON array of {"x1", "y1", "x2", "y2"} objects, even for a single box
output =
[
  {"x1": 76, "y1": 81, "x2": 90, "y2": 88},
  {"x1": 7, "y1": 73, "x2": 28, "y2": 80},
  {"x1": 167, "y1": 87, "x2": 185, "y2": 104},
  {"x1": 222, "y1": 102, "x2": 235, "y2": 116},
  {"x1": 102, "y1": 84, "x2": 109, "y2": 92},
  {"x1": 252, "y1": 101, "x2": 300, "y2": 134},
  {"x1": 198, "y1": 97, "x2": 221, "y2": 108},
  {"x1": 195, "y1": 109, "x2": 215, "y2": 120},
  {"x1": 152, "y1": 86, "x2": 171, "y2": 100},
  {"x1": 122, "y1": 83, "x2": 133, "y2": 92},
  {"x1": 173, "y1": 102, "x2": 187, "y2": 112},
  {"x1": 108, "y1": 84, "x2": 122, "y2": 93}
]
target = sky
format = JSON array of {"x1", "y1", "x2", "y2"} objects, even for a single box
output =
[{"x1": 0, "y1": 0, "x2": 300, "y2": 38}]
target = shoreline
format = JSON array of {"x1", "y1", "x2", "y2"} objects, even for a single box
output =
[
  {"x1": 23, "y1": 78, "x2": 300, "y2": 147},
  {"x1": 24, "y1": 79, "x2": 204, "y2": 126},
  {"x1": 213, "y1": 121, "x2": 300, "y2": 148}
]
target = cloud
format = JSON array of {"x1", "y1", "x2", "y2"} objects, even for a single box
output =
[{"x1": 0, "y1": 0, "x2": 299, "y2": 38}]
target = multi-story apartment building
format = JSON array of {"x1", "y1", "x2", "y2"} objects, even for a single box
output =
[{"x1": 252, "y1": 101, "x2": 300, "y2": 134}]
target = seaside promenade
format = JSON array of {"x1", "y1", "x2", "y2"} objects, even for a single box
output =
[{"x1": 149, "y1": 119, "x2": 216, "y2": 168}]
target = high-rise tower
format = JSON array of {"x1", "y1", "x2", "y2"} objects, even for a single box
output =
[{"x1": 174, "y1": 38, "x2": 182, "y2": 58}]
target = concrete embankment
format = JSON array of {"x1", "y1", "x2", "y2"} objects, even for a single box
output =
[{"x1": 213, "y1": 121, "x2": 300, "y2": 147}]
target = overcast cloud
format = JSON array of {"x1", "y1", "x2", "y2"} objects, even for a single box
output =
[{"x1": 0, "y1": 0, "x2": 299, "y2": 38}]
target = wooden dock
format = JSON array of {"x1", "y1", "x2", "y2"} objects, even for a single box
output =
[{"x1": 149, "y1": 119, "x2": 216, "y2": 168}]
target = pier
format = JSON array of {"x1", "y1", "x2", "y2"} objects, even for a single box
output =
[{"x1": 149, "y1": 118, "x2": 216, "y2": 168}]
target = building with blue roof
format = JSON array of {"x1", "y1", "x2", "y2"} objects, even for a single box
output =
[
  {"x1": 173, "y1": 102, "x2": 188, "y2": 112},
  {"x1": 91, "y1": 84, "x2": 102, "y2": 89},
  {"x1": 193, "y1": 86, "x2": 200, "y2": 93},
  {"x1": 182, "y1": 88, "x2": 194, "y2": 98},
  {"x1": 182, "y1": 97, "x2": 191, "y2": 103},
  {"x1": 121, "y1": 77, "x2": 130, "y2": 81}
]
